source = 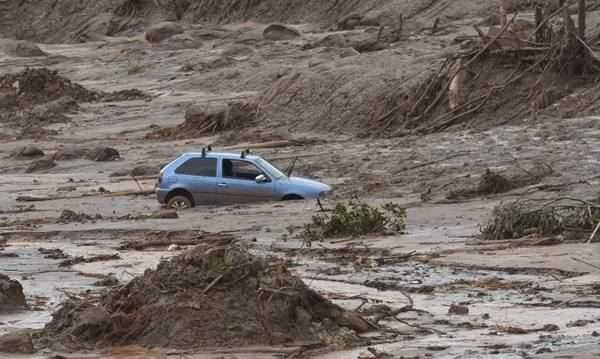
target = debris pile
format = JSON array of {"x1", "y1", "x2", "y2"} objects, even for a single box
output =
[
  {"x1": 447, "y1": 164, "x2": 553, "y2": 199},
  {"x1": 0, "y1": 274, "x2": 27, "y2": 311},
  {"x1": 481, "y1": 198, "x2": 600, "y2": 241},
  {"x1": 145, "y1": 101, "x2": 257, "y2": 140},
  {"x1": 0, "y1": 68, "x2": 98, "y2": 108},
  {"x1": 57, "y1": 210, "x2": 101, "y2": 224},
  {"x1": 258, "y1": 2, "x2": 600, "y2": 138},
  {"x1": 51, "y1": 146, "x2": 120, "y2": 162},
  {"x1": 365, "y1": 4, "x2": 600, "y2": 136},
  {"x1": 85, "y1": 147, "x2": 120, "y2": 162},
  {"x1": 42, "y1": 243, "x2": 372, "y2": 350},
  {"x1": 0, "y1": 68, "x2": 147, "y2": 138}
]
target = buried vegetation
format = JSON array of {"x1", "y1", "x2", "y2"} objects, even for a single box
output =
[
  {"x1": 481, "y1": 198, "x2": 600, "y2": 241},
  {"x1": 41, "y1": 242, "x2": 373, "y2": 350},
  {"x1": 297, "y1": 201, "x2": 406, "y2": 245}
]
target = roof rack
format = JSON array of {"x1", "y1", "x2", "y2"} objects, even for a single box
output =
[{"x1": 240, "y1": 148, "x2": 251, "y2": 159}]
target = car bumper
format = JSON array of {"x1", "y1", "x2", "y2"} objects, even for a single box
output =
[
  {"x1": 319, "y1": 186, "x2": 333, "y2": 198},
  {"x1": 156, "y1": 188, "x2": 169, "y2": 204}
]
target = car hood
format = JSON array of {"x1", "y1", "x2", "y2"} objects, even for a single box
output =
[{"x1": 285, "y1": 176, "x2": 331, "y2": 192}]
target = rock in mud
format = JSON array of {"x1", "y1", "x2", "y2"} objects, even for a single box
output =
[
  {"x1": 263, "y1": 24, "x2": 301, "y2": 41},
  {"x1": 567, "y1": 319, "x2": 593, "y2": 327},
  {"x1": 25, "y1": 159, "x2": 56, "y2": 173},
  {"x1": 148, "y1": 210, "x2": 179, "y2": 219},
  {"x1": 0, "y1": 39, "x2": 47, "y2": 57},
  {"x1": 0, "y1": 274, "x2": 26, "y2": 310},
  {"x1": 0, "y1": 330, "x2": 34, "y2": 354},
  {"x1": 42, "y1": 243, "x2": 372, "y2": 350},
  {"x1": 12, "y1": 145, "x2": 44, "y2": 159},
  {"x1": 130, "y1": 165, "x2": 160, "y2": 177},
  {"x1": 448, "y1": 304, "x2": 469, "y2": 315},
  {"x1": 110, "y1": 164, "x2": 159, "y2": 177},
  {"x1": 145, "y1": 22, "x2": 184, "y2": 43},
  {"x1": 84, "y1": 147, "x2": 120, "y2": 162}
]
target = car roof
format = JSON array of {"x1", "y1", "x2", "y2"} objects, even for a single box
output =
[{"x1": 182, "y1": 151, "x2": 261, "y2": 160}]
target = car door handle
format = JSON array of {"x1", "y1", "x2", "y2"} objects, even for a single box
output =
[{"x1": 217, "y1": 183, "x2": 228, "y2": 188}]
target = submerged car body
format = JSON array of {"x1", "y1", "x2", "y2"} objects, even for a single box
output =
[{"x1": 156, "y1": 151, "x2": 331, "y2": 208}]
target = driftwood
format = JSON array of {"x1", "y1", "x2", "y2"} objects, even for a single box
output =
[{"x1": 120, "y1": 232, "x2": 236, "y2": 250}]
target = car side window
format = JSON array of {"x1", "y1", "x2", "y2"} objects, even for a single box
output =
[
  {"x1": 222, "y1": 159, "x2": 265, "y2": 181},
  {"x1": 175, "y1": 158, "x2": 217, "y2": 177}
]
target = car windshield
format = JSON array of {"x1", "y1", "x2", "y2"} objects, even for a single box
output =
[{"x1": 256, "y1": 158, "x2": 287, "y2": 180}]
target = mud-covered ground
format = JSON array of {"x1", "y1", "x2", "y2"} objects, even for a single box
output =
[{"x1": 3, "y1": 1, "x2": 600, "y2": 358}]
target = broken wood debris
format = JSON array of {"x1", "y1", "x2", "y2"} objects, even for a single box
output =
[
  {"x1": 119, "y1": 231, "x2": 236, "y2": 250},
  {"x1": 367, "y1": 4, "x2": 600, "y2": 137}
]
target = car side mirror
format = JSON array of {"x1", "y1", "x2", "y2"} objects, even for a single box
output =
[{"x1": 255, "y1": 174, "x2": 269, "y2": 183}]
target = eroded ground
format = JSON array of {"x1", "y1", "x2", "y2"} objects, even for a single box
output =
[{"x1": 2, "y1": 5, "x2": 600, "y2": 359}]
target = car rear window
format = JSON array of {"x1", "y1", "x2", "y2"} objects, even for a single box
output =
[{"x1": 175, "y1": 158, "x2": 217, "y2": 177}]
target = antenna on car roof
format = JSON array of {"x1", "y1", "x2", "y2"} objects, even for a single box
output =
[
  {"x1": 241, "y1": 150, "x2": 246, "y2": 159},
  {"x1": 201, "y1": 148, "x2": 206, "y2": 158}
]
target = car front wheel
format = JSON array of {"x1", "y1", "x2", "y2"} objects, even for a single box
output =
[{"x1": 167, "y1": 195, "x2": 193, "y2": 210}]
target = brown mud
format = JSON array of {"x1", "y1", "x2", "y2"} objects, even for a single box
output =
[{"x1": 2, "y1": 1, "x2": 600, "y2": 358}]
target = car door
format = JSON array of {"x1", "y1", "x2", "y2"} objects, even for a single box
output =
[
  {"x1": 173, "y1": 157, "x2": 218, "y2": 205},
  {"x1": 217, "y1": 158, "x2": 276, "y2": 203}
]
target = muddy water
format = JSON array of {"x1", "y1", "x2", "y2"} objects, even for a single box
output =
[{"x1": 0, "y1": 237, "x2": 174, "y2": 336}]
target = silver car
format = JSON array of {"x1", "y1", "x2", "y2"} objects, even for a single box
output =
[{"x1": 156, "y1": 150, "x2": 331, "y2": 209}]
